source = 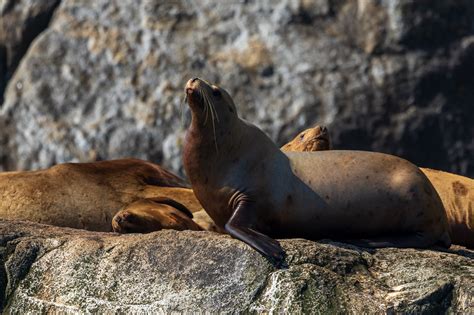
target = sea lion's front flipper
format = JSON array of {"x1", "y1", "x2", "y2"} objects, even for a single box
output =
[
  {"x1": 224, "y1": 201, "x2": 286, "y2": 266},
  {"x1": 164, "y1": 211, "x2": 203, "y2": 231},
  {"x1": 112, "y1": 198, "x2": 201, "y2": 233},
  {"x1": 146, "y1": 197, "x2": 194, "y2": 218}
]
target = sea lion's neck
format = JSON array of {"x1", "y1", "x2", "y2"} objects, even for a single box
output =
[{"x1": 183, "y1": 115, "x2": 239, "y2": 185}]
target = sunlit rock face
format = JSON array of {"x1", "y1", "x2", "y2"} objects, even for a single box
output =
[
  {"x1": 1, "y1": 220, "x2": 473, "y2": 313},
  {"x1": 0, "y1": 0, "x2": 61, "y2": 104},
  {"x1": 1, "y1": 0, "x2": 473, "y2": 176}
]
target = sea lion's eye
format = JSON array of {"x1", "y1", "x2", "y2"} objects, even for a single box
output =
[
  {"x1": 299, "y1": 133, "x2": 305, "y2": 140},
  {"x1": 212, "y1": 89, "x2": 221, "y2": 97}
]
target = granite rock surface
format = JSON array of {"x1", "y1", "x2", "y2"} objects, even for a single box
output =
[
  {"x1": 0, "y1": 220, "x2": 473, "y2": 313},
  {"x1": 0, "y1": 0, "x2": 473, "y2": 176}
]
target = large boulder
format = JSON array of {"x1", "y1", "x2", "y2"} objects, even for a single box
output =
[
  {"x1": 0, "y1": 220, "x2": 472, "y2": 313},
  {"x1": 0, "y1": 0, "x2": 61, "y2": 104},
  {"x1": 1, "y1": 0, "x2": 473, "y2": 176}
]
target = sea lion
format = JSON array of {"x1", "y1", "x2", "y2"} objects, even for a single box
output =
[
  {"x1": 112, "y1": 201, "x2": 222, "y2": 233},
  {"x1": 421, "y1": 169, "x2": 474, "y2": 248},
  {"x1": 280, "y1": 125, "x2": 331, "y2": 152},
  {"x1": 112, "y1": 197, "x2": 202, "y2": 233},
  {"x1": 0, "y1": 158, "x2": 202, "y2": 231},
  {"x1": 284, "y1": 126, "x2": 474, "y2": 248},
  {"x1": 182, "y1": 78, "x2": 451, "y2": 262}
]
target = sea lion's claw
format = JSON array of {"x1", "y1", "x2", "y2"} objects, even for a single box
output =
[
  {"x1": 225, "y1": 220, "x2": 288, "y2": 267},
  {"x1": 265, "y1": 249, "x2": 287, "y2": 269}
]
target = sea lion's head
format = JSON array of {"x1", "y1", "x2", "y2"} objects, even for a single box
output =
[
  {"x1": 185, "y1": 78, "x2": 238, "y2": 126},
  {"x1": 112, "y1": 198, "x2": 202, "y2": 233},
  {"x1": 281, "y1": 125, "x2": 331, "y2": 152}
]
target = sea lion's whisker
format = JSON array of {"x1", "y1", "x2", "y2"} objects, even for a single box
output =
[
  {"x1": 201, "y1": 87, "x2": 219, "y2": 153},
  {"x1": 181, "y1": 95, "x2": 188, "y2": 127},
  {"x1": 203, "y1": 98, "x2": 210, "y2": 125},
  {"x1": 198, "y1": 86, "x2": 210, "y2": 125},
  {"x1": 210, "y1": 108, "x2": 219, "y2": 154},
  {"x1": 202, "y1": 93, "x2": 211, "y2": 126},
  {"x1": 211, "y1": 102, "x2": 220, "y2": 123}
]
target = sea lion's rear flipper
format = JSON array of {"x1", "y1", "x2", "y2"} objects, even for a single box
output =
[
  {"x1": 343, "y1": 232, "x2": 439, "y2": 249},
  {"x1": 224, "y1": 201, "x2": 286, "y2": 266}
]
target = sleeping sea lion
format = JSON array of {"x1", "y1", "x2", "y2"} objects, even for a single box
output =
[{"x1": 0, "y1": 158, "x2": 201, "y2": 231}]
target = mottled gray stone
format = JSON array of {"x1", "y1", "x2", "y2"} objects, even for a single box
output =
[
  {"x1": 0, "y1": 0, "x2": 61, "y2": 103},
  {"x1": 1, "y1": 0, "x2": 473, "y2": 177},
  {"x1": 0, "y1": 220, "x2": 473, "y2": 313}
]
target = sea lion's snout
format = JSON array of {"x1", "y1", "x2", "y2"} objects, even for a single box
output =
[
  {"x1": 185, "y1": 77, "x2": 199, "y2": 95},
  {"x1": 319, "y1": 126, "x2": 328, "y2": 135},
  {"x1": 316, "y1": 126, "x2": 329, "y2": 141},
  {"x1": 112, "y1": 211, "x2": 134, "y2": 233},
  {"x1": 185, "y1": 77, "x2": 205, "y2": 110}
]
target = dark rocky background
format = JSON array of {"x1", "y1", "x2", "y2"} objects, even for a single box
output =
[{"x1": 1, "y1": 0, "x2": 473, "y2": 177}]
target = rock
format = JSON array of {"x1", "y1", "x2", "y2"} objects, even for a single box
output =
[
  {"x1": 0, "y1": 0, "x2": 62, "y2": 104},
  {"x1": 1, "y1": 0, "x2": 473, "y2": 177},
  {"x1": 0, "y1": 220, "x2": 472, "y2": 313}
]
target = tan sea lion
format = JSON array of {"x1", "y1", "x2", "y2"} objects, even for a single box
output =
[
  {"x1": 0, "y1": 158, "x2": 202, "y2": 231},
  {"x1": 280, "y1": 125, "x2": 331, "y2": 152},
  {"x1": 421, "y1": 169, "x2": 474, "y2": 248},
  {"x1": 284, "y1": 126, "x2": 474, "y2": 248},
  {"x1": 182, "y1": 78, "x2": 451, "y2": 263}
]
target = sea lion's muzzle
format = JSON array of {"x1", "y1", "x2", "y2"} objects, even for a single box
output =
[
  {"x1": 185, "y1": 77, "x2": 203, "y2": 107},
  {"x1": 185, "y1": 77, "x2": 201, "y2": 95}
]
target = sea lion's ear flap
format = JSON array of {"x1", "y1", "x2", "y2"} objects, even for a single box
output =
[{"x1": 147, "y1": 197, "x2": 194, "y2": 218}]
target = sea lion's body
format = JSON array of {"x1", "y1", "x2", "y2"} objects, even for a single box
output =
[
  {"x1": 280, "y1": 151, "x2": 448, "y2": 240},
  {"x1": 285, "y1": 126, "x2": 473, "y2": 248},
  {"x1": 0, "y1": 159, "x2": 201, "y2": 231},
  {"x1": 420, "y1": 168, "x2": 474, "y2": 248},
  {"x1": 183, "y1": 78, "x2": 451, "y2": 261}
]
